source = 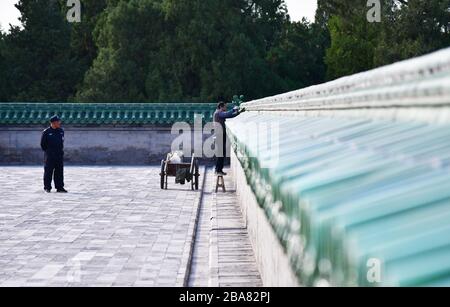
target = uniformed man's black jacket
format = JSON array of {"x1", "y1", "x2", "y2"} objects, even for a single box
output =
[{"x1": 40, "y1": 127, "x2": 65, "y2": 158}]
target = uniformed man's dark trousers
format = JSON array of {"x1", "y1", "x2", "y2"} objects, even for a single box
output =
[{"x1": 44, "y1": 156, "x2": 64, "y2": 190}]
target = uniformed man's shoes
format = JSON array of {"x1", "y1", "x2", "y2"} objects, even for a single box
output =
[
  {"x1": 215, "y1": 171, "x2": 227, "y2": 176},
  {"x1": 57, "y1": 188, "x2": 68, "y2": 193},
  {"x1": 44, "y1": 189, "x2": 51, "y2": 193}
]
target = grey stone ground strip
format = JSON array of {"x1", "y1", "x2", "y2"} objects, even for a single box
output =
[
  {"x1": 187, "y1": 169, "x2": 214, "y2": 287},
  {"x1": 176, "y1": 166, "x2": 207, "y2": 286}
]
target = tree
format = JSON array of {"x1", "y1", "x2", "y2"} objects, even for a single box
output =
[
  {"x1": 323, "y1": 0, "x2": 450, "y2": 80},
  {"x1": 267, "y1": 19, "x2": 328, "y2": 91},
  {"x1": 76, "y1": 0, "x2": 166, "y2": 102},
  {"x1": 325, "y1": 15, "x2": 379, "y2": 79},
  {"x1": 0, "y1": 32, "x2": 8, "y2": 101},
  {"x1": 0, "y1": 0, "x2": 331, "y2": 103},
  {"x1": 76, "y1": 0, "x2": 293, "y2": 102},
  {"x1": 1, "y1": 0, "x2": 449, "y2": 103},
  {"x1": 373, "y1": 0, "x2": 450, "y2": 66},
  {"x1": 242, "y1": 0, "x2": 289, "y2": 51},
  {"x1": 66, "y1": 0, "x2": 108, "y2": 101},
  {"x1": 323, "y1": 0, "x2": 380, "y2": 79},
  {"x1": 2, "y1": 0, "x2": 78, "y2": 102}
]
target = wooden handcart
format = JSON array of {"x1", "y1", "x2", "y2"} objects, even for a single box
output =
[{"x1": 160, "y1": 154, "x2": 200, "y2": 190}]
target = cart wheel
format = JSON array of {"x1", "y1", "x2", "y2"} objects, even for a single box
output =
[
  {"x1": 190, "y1": 161, "x2": 195, "y2": 191},
  {"x1": 190, "y1": 158, "x2": 198, "y2": 191},
  {"x1": 160, "y1": 160, "x2": 165, "y2": 190},
  {"x1": 194, "y1": 159, "x2": 200, "y2": 190}
]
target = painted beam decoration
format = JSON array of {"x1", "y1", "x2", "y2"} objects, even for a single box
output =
[{"x1": 227, "y1": 47, "x2": 450, "y2": 287}]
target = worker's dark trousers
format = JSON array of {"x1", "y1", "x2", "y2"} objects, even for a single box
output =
[
  {"x1": 44, "y1": 156, "x2": 64, "y2": 190},
  {"x1": 215, "y1": 132, "x2": 227, "y2": 173}
]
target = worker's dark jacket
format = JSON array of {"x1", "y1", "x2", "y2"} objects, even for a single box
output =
[
  {"x1": 40, "y1": 127, "x2": 65, "y2": 159},
  {"x1": 214, "y1": 109, "x2": 239, "y2": 132},
  {"x1": 214, "y1": 109, "x2": 239, "y2": 159}
]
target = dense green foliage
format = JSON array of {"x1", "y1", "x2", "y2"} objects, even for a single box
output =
[
  {"x1": 1, "y1": 0, "x2": 74, "y2": 101},
  {"x1": 323, "y1": 0, "x2": 450, "y2": 79},
  {"x1": 75, "y1": 0, "x2": 324, "y2": 102},
  {"x1": 0, "y1": 0, "x2": 449, "y2": 103}
]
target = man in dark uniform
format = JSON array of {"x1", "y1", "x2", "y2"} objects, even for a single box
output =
[
  {"x1": 213, "y1": 101, "x2": 245, "y2": 176},
  {"x1": 40, "y1": 115, "x2": 68, "y2": 193}
]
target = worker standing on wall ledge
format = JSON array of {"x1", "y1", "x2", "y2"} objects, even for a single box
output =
[
  {"x1": 214, "y1": 100, "x2": 245, "y2": 176},
  {"x1": 40, "y1": 115, "x2": 68, "y2": 193}
]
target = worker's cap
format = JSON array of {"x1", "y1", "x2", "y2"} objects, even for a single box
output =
[{"x1": 50, "y1": 115, "x2": 61, "y2": 123}]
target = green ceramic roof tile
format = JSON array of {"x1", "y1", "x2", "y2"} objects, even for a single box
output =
[{"x1": 0, "y1": 103, "x2": 217, "y2": 125}]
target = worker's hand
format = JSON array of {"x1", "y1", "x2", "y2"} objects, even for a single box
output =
[{"x1": 239, "y1": 107, "x2": 246, "y2": 114}]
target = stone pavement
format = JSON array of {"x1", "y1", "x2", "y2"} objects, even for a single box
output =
[
  {"x1": 188, "y1": 169, "x2": 262, "y2": 287},
  {"x1": 0, "y1": 166, "x2": 261, "y2": 287},
  {"x1": 0, "y1": 166, "x2": 201, "y2": 287}
]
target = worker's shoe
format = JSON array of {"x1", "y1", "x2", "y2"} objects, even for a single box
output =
[
  {"x1": 57, "y1": 188, "x2": 68, "y2": 193},
  {"x1": 44, "y1": 188, "x2": 51, "y2": 193},
  {"x1": 215, "y1": 171, "x2": 227, "y2": 176}
]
